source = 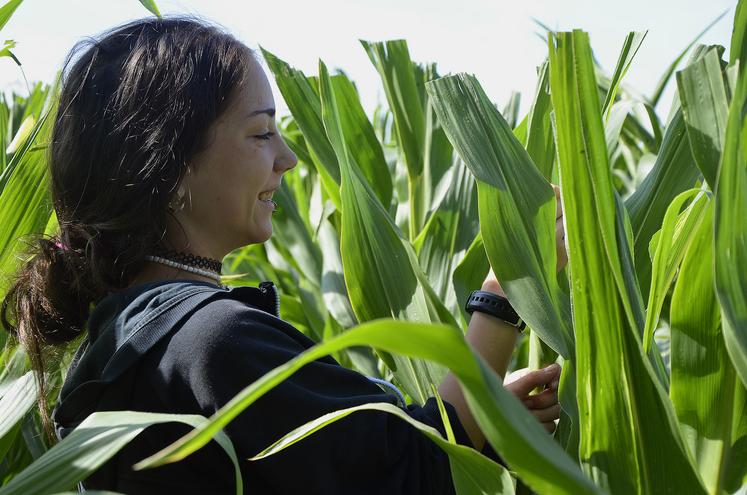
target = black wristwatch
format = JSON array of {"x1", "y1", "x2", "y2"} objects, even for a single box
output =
[{"x1": 465, "y1": 290, "x2": 526, "y2": 332}]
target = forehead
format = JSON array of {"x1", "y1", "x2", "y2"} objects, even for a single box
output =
[{"x1": 232, "y1": 57, "x2": 274, "y2": 112}]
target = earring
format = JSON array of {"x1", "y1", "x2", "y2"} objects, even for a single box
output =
[{"x1": 168, "y1": 184, "x2": 186, "y2": 213}]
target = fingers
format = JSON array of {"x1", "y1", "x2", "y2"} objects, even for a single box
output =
[
  {"x1": 552, "y1": 184, "x2": 563, "y2": 219},
  {"x1": 523, "y1": 388, "x2": 558, "y2": 409},
  {"x1": 542, "y1": 421, "x2": 557, "y2": 433},
  {"x1": 531, "y1": 403, "x2": 561, "y2": 423},
  {"x1": 505, "y1": 363, "x2": 561, "y2": 398},
  {"x1": 504, "y1": 367, "x2": 531, "y2": 387}
]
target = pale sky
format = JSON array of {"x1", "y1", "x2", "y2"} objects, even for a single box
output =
[{"x1": 0, "y1": 0, "x2": 736, "y2": 120}]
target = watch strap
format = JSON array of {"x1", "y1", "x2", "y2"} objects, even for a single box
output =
[{"x1": 465, "y1": 290, "x2": 526, "y2": 331}]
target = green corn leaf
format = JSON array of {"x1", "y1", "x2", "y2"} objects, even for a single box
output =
[
  {"x1": 452, "y1": 232, "x2": 490, "y2": 327},
  {"x1": 502, "y1": 91, "x2": 521, "y2": 129},
  {"x1": 414, "y1": 156, "x2": 479, "y2": 321},
  {"x1": 426, "y1": 73, "x2": 574, "y2": 360},
  {"x1": 0, "y1": 95, "x2": 51, "y2": 193},
  {"x1": 0, "y1": 129, "x2": 53, "y2": 296},
  {"x1": 0, "y1": 412, "x2": 241, "y2": 495},
  {"x1": 361, "y1": 40, "x2": 428, "y2": 238},
  {"x1": 670, "y1": 200, "x2": 747, "y2": 494},
  {"x1": 605, "y1": 101, "x2": 636, "y2": 170},
  {"x1": 0, "y1": 0, "x2": 22, "y2": 33},
  {"x1": 427, "y1": 72, "x2": 583, "y2": 457},
  {"x1": 296, "y1": 277, "x2": 328, "y2": 341},
  {"x1": 0, "y1": 372, "x2": 35, "y2": 446},
  {"x1": 0, "y1": 99, "x2": 8, "y2": 172},
  {"x1": 361, "y1": 40, "x2": 425, "y2": 179},
  {"x1": 135, "y1": 319, "x2": 599, "y2": 495},
  {"x1": 319, "y1": 59, "x2": 453, "y2": 401},
  {"x1": 261, "y1": 48, "x2": 342, "y2": 209},
  {"x1": 602, "y1": 31, "x2": 647, "y2": 120},
  {"x1": 5, "y1": 114, "x2": 33, "y2": 155},
  {"x1": 137, "y1": 0, "x2": 160, "y2": 17},
  {"x1": 714, "y1": 53, "x2": 747, "y2": 390},
  {"x1": 677, "y1": 47, "x2": 729, "y2": 189},
  {"x1": 269, "y1": 182, "x2": 323, "y2": 286},
  {"x1": 318, "y1": 217, "x2": 358, "y2": 329},
  {"x1": 525, "y1": 60, "x2": 555, "y2": 180},
  {"x1": 549, "y1": 29, "x2": 705, "y2": 495},
  {"x1": 625, "y1": 109, "x2": 701, "y2": 299},
  {"x1": 642, "y1": 101, "x2": 664, "y2": 149},
  {"x1": 423, "y1": 65, "x2": 457, "y2": 217},
  {"x1": 250, "y1": 401, "x2": 515, "y2": 495},
  {"x1": 330, "y1": 74, "x2": 392, "y2": 208},
  {"x1": 643, "y1": 189, "x2": 709, "y2": 353},
  {"x1": 513, "y1": 115, "x2": 528, "y2": 145}
]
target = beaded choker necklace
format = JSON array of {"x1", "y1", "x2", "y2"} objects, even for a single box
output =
[{"x1": 144, "y1": 248, "x2": 222, "y2": 286}]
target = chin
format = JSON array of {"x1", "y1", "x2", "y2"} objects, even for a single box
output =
[{"x1": 248, "y1": 227, "x2": 273, "y2": 245}]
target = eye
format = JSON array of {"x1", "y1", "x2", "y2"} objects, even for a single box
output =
[{"x1": 254, "y1": 131, "x2": 276, "y2": 141}]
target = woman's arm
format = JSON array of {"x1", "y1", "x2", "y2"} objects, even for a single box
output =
[
  {"x1": 437, "y1": 279, "x2": 518, "y2": 450},
  {"x1": 439, "y1": 184, "x2": 566, "y2": 451},
  {"x1": 437, "y1": 278, "x2": 559, "y2": 451}
]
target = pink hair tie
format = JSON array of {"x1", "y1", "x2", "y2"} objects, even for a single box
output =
[{"x1": 53, "y1": 240, "x2": 69, "y2": 251}]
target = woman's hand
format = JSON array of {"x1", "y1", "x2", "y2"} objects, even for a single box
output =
[
  {"x1": 482, "y1": 184, "x2": 567, "y2": 293},
  {"x1": 504, "y1": 363, "x2": 562, "y2": 433}
]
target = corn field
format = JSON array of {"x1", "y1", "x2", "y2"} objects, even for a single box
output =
[{"x1": 1, "y1": 0, "x2": 746, "y2": 493}]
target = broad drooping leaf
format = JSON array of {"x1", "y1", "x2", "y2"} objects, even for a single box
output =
[
  {"x1": 549, "y1": 29, "x2": 705, "y2": 495},
  {"x1": 250, "y1": 401, "x2": 515, "y2": 495},
  {"x1": 0, "y1": 371, "x2": 35, "y2": 462},
  {"x1": 670, "y1": 201, "x2": 747, "y2": 494},
  {"x1": 426, "y1": 73, "x2": 573, "y2": 360},
  {"x1": 136, "y1": 319, "x2": 599, "y2": 495},
  {"x1": 0, "y1": 412, "x2": 241, "y2": 495}
]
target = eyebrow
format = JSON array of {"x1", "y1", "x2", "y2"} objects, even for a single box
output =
[{"x1": 247, "y1": 108, "x2": 276, "y2": 119}]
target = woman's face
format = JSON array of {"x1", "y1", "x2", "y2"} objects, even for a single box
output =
[{"x1": 169, "y1": 56, "x2": 298, "y2": 259}]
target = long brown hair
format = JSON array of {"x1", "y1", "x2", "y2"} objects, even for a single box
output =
[{"x1": 1, "y1": 16, "x2": 255, "y2": 437}]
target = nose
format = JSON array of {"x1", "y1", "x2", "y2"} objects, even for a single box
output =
[{"x1": 276, "y1": 134, "x2": 298, "y2": 173}]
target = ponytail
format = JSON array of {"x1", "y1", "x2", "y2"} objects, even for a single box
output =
[{"x1": 1, "y1": 235, "x2": 95, "y2": 438}]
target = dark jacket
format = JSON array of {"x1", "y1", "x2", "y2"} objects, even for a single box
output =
[{"x1": 52, "y1": 279, "x2": 481, "y2": 494}]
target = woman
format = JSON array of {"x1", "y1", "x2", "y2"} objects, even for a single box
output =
[{"x1": 1, "y1": 16, "x2": 563, "y2": 494}]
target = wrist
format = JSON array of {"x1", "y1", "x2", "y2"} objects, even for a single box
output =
[{"x1": 481, "y1": 279, "x2": 506, "y2": 298}]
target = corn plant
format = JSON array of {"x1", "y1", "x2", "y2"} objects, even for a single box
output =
[{"x1": 1, "y1": 0, "x2": 747, "y2": 492}]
